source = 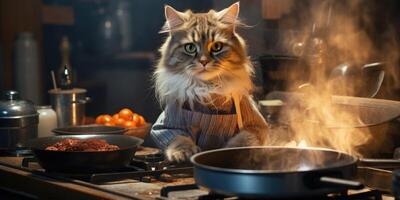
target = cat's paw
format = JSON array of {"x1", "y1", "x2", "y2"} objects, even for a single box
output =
[
  {"x1": 225, "y1": 130, "x2": 261, "y2": 148},
  {"x1": 165, "y1": 135, "x2": 200, "y2": 163}
]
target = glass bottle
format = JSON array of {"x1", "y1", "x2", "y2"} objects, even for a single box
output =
[{"x1": 57, "y1": 36, "x2": 74, "y2": 89}]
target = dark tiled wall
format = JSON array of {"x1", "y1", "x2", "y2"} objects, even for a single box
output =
[{"x1": 42, "y1": 0, "x2": 213, "y2": 122}]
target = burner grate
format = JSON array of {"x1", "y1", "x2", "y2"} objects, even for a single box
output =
[{"x1": 21, "y1": 156, "x2": 193, "y2": 183}]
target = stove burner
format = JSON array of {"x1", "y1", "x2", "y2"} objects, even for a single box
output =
[
  {"x1": 134, "y1": 152, "x2": 165, "y2": 162},
  {"x1": 131, "y1": 152, "x2": 167, "y2": 170}
]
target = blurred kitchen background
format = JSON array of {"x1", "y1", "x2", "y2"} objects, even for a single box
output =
[{"x1": 0, "y1": 0, "x2": 399, "y2": 123}]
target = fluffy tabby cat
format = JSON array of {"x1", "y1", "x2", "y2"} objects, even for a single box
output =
[{"x1": 151, "y1": 2, "x2": 268, "y2": 162}]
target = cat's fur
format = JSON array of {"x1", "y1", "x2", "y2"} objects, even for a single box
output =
[
  {"x1": 152, "y1": 2, "x2": 268, "y2": 162},
  {"x1": 154, "y1": 2, "x2": 253, "y2": 109}
]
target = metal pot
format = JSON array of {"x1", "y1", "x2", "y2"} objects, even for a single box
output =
[
  {"x1": 0, "y1": 90, "x2": 39, "y2": 150},
  {"x1": 49, "y1": 88, "x2": 90, "y2": 128}
]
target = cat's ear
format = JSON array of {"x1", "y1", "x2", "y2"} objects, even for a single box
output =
[
  {"x1": 217, "y1": 2, "x2": 240, "y2": 25},
  {"x1": 163, "y1": 5, "x2": 185, "y2": 32}
]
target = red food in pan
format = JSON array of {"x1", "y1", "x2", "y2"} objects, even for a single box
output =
[{"x1": 45, "y1": 138, "x2": 119, "y2": 152}]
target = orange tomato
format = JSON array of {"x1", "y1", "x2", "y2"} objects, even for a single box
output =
[
  {"x1": 104, "y1": 121, "x2": 115, "y2": 126},
  {"x1": 123, "y1": 120, "x2": 137, "y2": 128},
  {"x1": 139, "y1": 116, "x2": 146, "y2": 125},
  {"x1": 119, "y1": 108, "x2": 134, "y2": 121},
  {"x1": 95, "y1": 115, "x2": 105, "y2": 124},
  {"x1": 132, "y1": 114, "x2": 141, "y2": 124},
  {"x1": 103, "y1": 114, "x2": 113, "y2": 123},
  {"x1": 95, "y1": 114, "x2": 113, "y2": 124},
  {"x1": 112, "y1": 113, "x2": 120, "y2": 121},
  {"x1": 114, "y1": 117, "x2": 126, "y2": 127}
]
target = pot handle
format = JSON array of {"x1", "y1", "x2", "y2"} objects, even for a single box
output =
[
  {"x1": 319, "y1": 176, "x2": 364, "y2": 190},
  {"x1": 71, "y1": 97, "x2": 91, "y2": 104}
]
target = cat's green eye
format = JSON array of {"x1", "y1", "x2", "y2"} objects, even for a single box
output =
[
  {"x1": 210, "y1": 42, "x2": 223, "y2": 52},
  {"x1": 184, "y1": 43, "x2": 197, "y2": 54}
]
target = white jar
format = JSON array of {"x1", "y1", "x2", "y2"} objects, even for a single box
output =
[{"x1": 36, "y1": 105, "x2": 57, "y2": 137}]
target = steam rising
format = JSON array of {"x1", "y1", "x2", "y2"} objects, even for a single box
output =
[{"x1": 264, "y1": 0, "x2": 399, "y2": 157}]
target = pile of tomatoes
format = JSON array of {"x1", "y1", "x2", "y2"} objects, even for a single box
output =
[{"x1": 95, "y1": 108, "x2": 146, "y2": 128}]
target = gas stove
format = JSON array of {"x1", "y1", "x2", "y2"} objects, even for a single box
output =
[
  {"x1": 0, "y1": 147, "x2": 396, "y2": 200},
  {"x1": 20, "y1": 153, "x2": 193, "y2": 184}
]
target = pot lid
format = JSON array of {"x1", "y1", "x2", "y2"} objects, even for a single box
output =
[{"x1": 0, "y1": 90, "x2": 38, "y2": 118}]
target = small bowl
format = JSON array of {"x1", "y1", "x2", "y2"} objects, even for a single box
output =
[
  {"x1": 52, "y1": 124, "x2": 127, "y2": 135},
  {"x1": 124, "y1": 123, "x2": 151, "y2": 139}
]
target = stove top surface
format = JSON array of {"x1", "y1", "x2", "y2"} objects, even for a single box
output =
[{"x1": 0, "y1": 147, "x2": 396, "y2": 200}]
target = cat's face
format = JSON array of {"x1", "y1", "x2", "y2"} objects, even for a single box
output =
[{"x1": 159, "y1": 3, "x2": 247, "y2": 81}]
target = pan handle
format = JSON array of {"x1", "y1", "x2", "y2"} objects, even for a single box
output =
[
  {"x1": 359, "y1": 158, "x2": 400, "y2": 169},
  {"x1": 319, "y1": 176, "x2": 364, "y2": 190}
]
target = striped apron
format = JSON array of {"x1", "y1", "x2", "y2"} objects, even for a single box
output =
[{"x1": 150, "y1": 95, "x2": 267, "y2": 151}]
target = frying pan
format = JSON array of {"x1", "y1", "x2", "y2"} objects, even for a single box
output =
[
  {"x1": 26, "y1": 135, "x2": 143, "y2": 173},
  {"x1": 191, "y1": 146, "x2": 361, "y2": 198}
]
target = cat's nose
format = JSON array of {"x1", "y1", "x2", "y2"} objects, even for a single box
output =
[
  {"x1": 200, "y1": 60, "x2": 209, "y2": 66},
  {"x1": 199, "y1": 57, "x2": 209, "y2": 67}
]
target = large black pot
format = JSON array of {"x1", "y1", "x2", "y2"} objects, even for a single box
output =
[{"x1": 191, "y1": 146, "x2": 361, "y2": 198}]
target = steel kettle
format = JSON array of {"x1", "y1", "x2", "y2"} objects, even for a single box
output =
[{"x1": 0, "y1": 90, "x2": 39, "y2": 150}]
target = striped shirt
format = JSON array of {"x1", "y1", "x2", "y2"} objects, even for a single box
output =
[{"x1": 150, "y1": 95, "x2": 268, "y2": 151}]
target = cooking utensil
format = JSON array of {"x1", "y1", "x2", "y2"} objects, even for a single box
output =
[
  {"x1": 26, "y1": 135, "x2": 143, "y2": 173},
  {"x1": 191, "y1": 146, "x2": 360, "y2": 198},
  {"x1": 49, "y1": 88, "x2": 90, "y2": 127},
  {"x1": 328, "y1": 62, "x2": 385, "y2": 98},
  {"x1": 264, "y1": 91, "x2": 400, "y2": 157},
  {"x1": 52, "y1": 124, "x2": 127, "y2": 135},
  {"x1": 0, "y1": 90, "x2": 39, "y2": 150},
  {"x1": 265, "y1": 91, "x2": 400, "y2": 128}
]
